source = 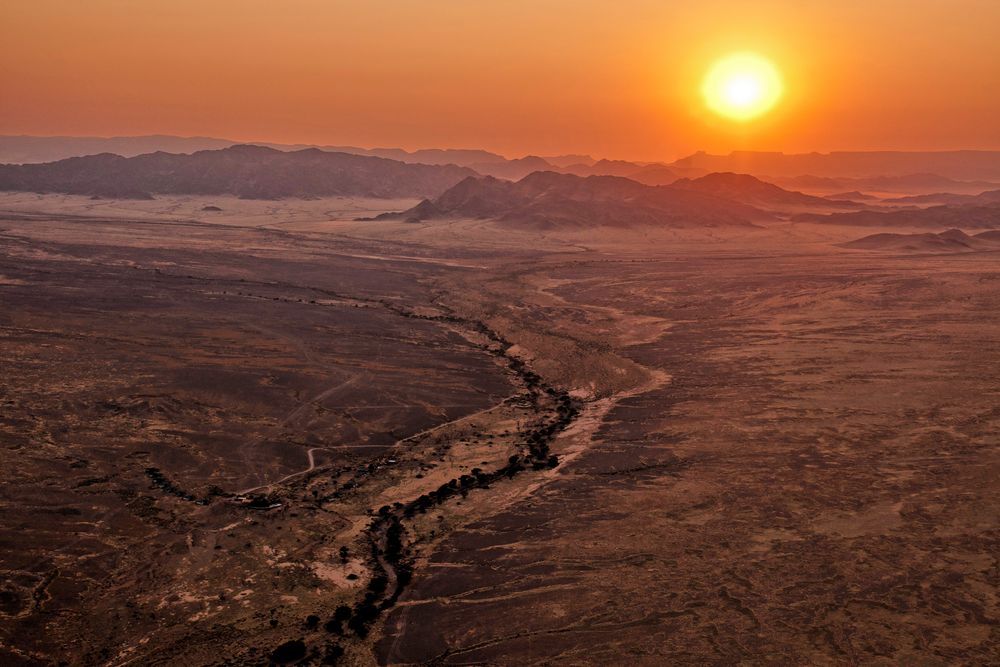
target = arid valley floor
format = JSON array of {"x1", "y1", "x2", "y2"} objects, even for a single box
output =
[{"x1": 1, "y1": 194, "x2": 998, "y2": 665}]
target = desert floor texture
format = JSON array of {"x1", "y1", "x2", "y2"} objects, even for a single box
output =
[{"x1": 1, "y1": 194, "x2": 997, "y2": 665}]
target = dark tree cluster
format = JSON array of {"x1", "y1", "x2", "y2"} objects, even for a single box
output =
[
  {"x1": 269, "y1": 639, "x2": 306, "y2": 664},
  {"x1": 144, "y1": 469, "x2": 235, "y2": 506},
  {"x1": 286, "y1": 299, "x2": 583, "y2": 657},
  {"x1": 143, "y1": 467, "x2": 211, "y2": 505},
  {"x1": 246, "y1": 494, "x2": 280, "y2": 509}
]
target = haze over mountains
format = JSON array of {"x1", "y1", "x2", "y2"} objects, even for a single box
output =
[
  {"x1": 0, "y1": 134, "x2": 690, "y2": 183},
  {"x1": 5, "y1": 135, "x2": 1000, "y2": 191},
  {"x1": 3, "y1": 137, "x2": 1000, "y2": 233},
  {"x1": 883, "y1": 189, "x2": 1000, "y2": 206},
  {"x1": 0, "y1": 134, "x2": 500, "y2": 167},
  {"x1": 775, "y1": 173, "x2": 1000, "y2": 196},
  {"x1": 673, "y1": 150, "x2": 1000, "y2": 182},
  {"x1": 0, "y1": 143, "x2": 863, "y2": 219},
  {"x1": 0, "y1": 135, "x2": 587, "y2": 181}
]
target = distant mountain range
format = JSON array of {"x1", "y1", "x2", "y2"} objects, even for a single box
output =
[
  {"x1": 0, "y1": 145, "x2": 477, "y2": 199},
  {"x1": 0, "y1": 135, "x2": 636, "y2": 182},
  {"x1": 0, "y1": 140, "x2": 843, "y2": 212},
  {"x1": 774, "y1": 173, "x2": 1000, "y2": 196},
  {"x1": 0, "y1": 140, "x2": 876, "y2": 226},
  {"x1": 0, "y1": 135, "x2": 238, "y2": 165},
  {"x1": 797, "y1": 202, "x2": 1000, "y2": 229},
  {"x1": 0, "y1": 134, "x2": 502, "y2": 168},
  {"x1": 841, "y1": 229, "x2": 1000, "y2": 252},
  {"x1": 5, "y1": 136, "x2": 999, "y2": 196},
  {"x1": 377, "y1": 171, "x2": 778, "y2": 229},
  {"x1": 882, "y1": 189, "x2": 1000, "y2": 206},
  {"x1": 673, "y1": 150, "x2": 1000, "y2": 182},
  {"x1": 4, "y1": 137, "x2": 999, "y2": 233}
]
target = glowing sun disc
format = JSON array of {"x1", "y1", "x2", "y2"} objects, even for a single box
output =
[{"x1": 703, "y1": 52, "x2": 783, "y2": 121}]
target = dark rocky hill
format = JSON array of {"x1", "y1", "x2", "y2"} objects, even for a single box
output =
[
  {"x1": 380, "y1": 171, "x2": 770, "y2": 228},
  {"x1": 671, "y1": 172, "x2": 856, "y2": 209}
]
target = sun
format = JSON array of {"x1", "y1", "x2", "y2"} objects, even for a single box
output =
[{"x1": 702, "y1": 52, "x2": 783, "y2": 122}]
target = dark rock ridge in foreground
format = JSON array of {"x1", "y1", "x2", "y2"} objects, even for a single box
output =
[
  {"x1": 0, "y1": 145, "x2": 477, "y2": 199},
  {"x1": 380, "y1": 170, "x2": 772, "y2": 228}
]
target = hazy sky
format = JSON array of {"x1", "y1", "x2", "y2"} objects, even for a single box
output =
[{"x1": 3, "y1": 1, "x2": 999, "y2": 160}]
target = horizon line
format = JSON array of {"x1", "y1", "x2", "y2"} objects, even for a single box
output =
[{"x1": 4, "y1": 132, "x2": 1000, "y2": 165}]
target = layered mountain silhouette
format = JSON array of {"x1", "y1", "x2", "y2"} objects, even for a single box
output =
[
  {"x1": 841, "y1": 228, "x2": 1000, "y2": 252},
  {"x1": 5, "y1": 136, "x2": 1000, "y2": 195},
  {"x1": 541, "y1": 154, "x2": 596, "y2": 168},
  {"x1": 561, "y1": 159, "x2": 652, "y2": 178},
  {"x1": 0, "y1": 135, "x2": 238, "y2": 164},
  {"x1": 356, "y1": 147, "x2": 506, "y2": 166},
  {"x1": 0, "y1": 134, "x2": 514, "y2": 168},
  {"x1": 0, "y1": 145, "x2": 477, "y2": 199},
  {"x1": 469, "y1": 155, "x2": 555, "y2": 180},
  {"x1": 624, "y1": 164, "x2": 679, "y2": 186},
  {"x1": 377, "y1": 171, "x2": 769, "y2": 228},
  {"x1": 0, "y1": 135, "x2": 627, "y2": 188}
]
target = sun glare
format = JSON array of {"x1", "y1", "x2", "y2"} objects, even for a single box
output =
[{"x1": 702, "y1": 52, "x2": 783, "y2": 121}]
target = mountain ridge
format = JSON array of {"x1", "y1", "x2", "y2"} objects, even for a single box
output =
[
  {"x1": 378, "y1": 170, "x2": 771, "y2": 229},
  {"x1": 671, "y1": 172, "x2": 857, "y2": 209},
  {"x1": 0, "y1": 145, "x2": 478, "y2": 199}
]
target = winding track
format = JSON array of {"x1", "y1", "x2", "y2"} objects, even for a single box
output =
[{"x1": 237, "y1": 446, "x2": 324, "y2": 495}]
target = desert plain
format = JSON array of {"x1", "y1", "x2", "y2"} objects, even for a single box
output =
[{"x1": 0, "y1": 193, "x2": 997, "y2": 666}]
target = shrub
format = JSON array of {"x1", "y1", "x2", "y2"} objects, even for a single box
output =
[{"x1": 270, "y1": 639, "x2": 306, "y2": 663}]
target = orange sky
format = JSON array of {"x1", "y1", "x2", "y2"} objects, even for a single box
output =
[{"x1": 2, "y1": 1, "x2": 999, "y2": 161}]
